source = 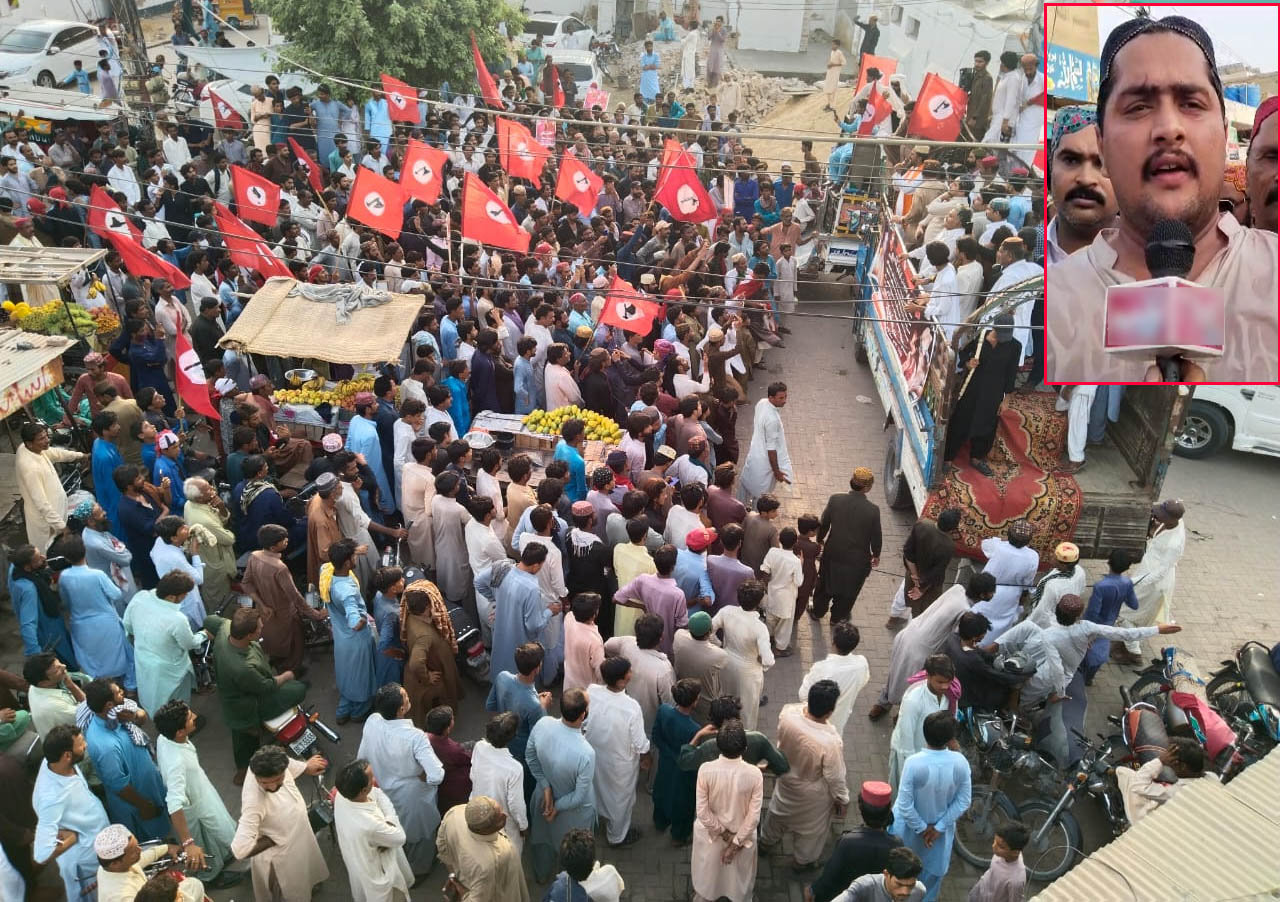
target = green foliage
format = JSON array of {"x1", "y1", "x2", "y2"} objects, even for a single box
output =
[{"x1": 263, "y1": 0, "x2": 524, "y2": 97}]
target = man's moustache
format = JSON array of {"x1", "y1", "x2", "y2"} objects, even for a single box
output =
[{"x1": 1065, "y1": 187, "x2": 1107, "y2": 205}]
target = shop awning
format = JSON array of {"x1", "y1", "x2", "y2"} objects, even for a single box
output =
[
  {"x1": 218, "y1": 277, "x2": 425, "y2": 365},
  {"x1": 0, "y1": 329, "x2": 72, "y2": 420},
  {"x1": 0, "y1": 245, "x2": 106, "y2": 285}
]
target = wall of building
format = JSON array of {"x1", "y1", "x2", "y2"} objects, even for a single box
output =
[{"x1": 875, "y1": 1, "x2": 1025, "y2": 96}]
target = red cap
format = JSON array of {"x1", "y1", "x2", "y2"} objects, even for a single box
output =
[
  {"x1": 685, "y1": 527, "x2": 717, "y2": 551},
  {"x1": 1254, "y1": 96, "x2": 1278, "y2": 136},
  {"x1": 860, "y1": 780, "x2": 892, "y2": 807}
]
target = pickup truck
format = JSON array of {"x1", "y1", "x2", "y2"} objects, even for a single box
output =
[
  {"x1": 1175, "y1": 384, "x2": 1280, "y2": 460},
  {"x1": 855, "y1": 222, "x2": 1190, "y2": 561}
]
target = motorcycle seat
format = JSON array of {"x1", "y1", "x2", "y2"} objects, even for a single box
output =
[{"x1": 1239, "y1": 643, "x2": 1280, "y2": 709}]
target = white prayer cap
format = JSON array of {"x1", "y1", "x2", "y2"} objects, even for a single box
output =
[{"x1": 94, "y1": 824, "x2": 132, "y2": 859}]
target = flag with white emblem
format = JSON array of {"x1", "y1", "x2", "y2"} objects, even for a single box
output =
[
  {"x1": 87, "y1": 184, "x2": 142, "y2": 243},
  {"x1": 400, "y1": 138, "x2": 448, "y2": 204},
  {"x1": 461, "y1": 172, "x2": 530, "y2": 252},
  {"x1": 230, "y1": 165, "x2": 281, "y2": 226},
  {"x1": 653, "y1": 145, "x2": 715, "y2": 223},
  {"x1": 381, "y1": 73, "x2": 420, "y2": 124},
  {"x1": 600, "y1": 275, "x2": 661, "y2": 334},
  {"x1": 213, "y1": 202, "x2": 293, "y2": 279},
  {"x1": 174, "y1": 329, "x2": 220, "y2": 419},
  {"x1": 208, "y1": 87, "x2": 245, "y2": 132},
  {"x1": 907, "y1": 73, "x2": 968, "y2": 142},
  {"x1": 497, "y1": 117, "x2": 550, "y2": 182},
  {"x1": 288, "y1": 137, "x2": 325, "y2": 194},
  {"x1": 554, "y1": 149, "x2": 603, "y2": 216},
  {"x1": 347, "y1": 167, "x2": 406, "y2": 239}
]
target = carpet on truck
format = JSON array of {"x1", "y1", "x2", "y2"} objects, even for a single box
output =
[{"x1": 922, "y1": 392, "x2": 1081, "y2": 567}]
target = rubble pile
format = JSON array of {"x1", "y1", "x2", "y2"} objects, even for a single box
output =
[{"x1": 610, "y1": 28, "x2": 797, "y2": 125}]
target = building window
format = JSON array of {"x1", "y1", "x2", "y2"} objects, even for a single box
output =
[
  {"x1": 905, "y1": 16, "x2": 920, "y2": 37},
  {"x1": 890, "y1": 5, "x2": 903, "y2": 24}
]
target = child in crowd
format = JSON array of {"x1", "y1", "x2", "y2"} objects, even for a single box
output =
[{"x1": 761, "y1": 526, "x2": 804, "y2": 655}]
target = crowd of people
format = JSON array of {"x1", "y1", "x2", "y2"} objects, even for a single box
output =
[{"x1": 0, "y1": 6, "x2": 1235, "y2": 902}]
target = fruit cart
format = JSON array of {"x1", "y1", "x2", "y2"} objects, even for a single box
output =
[{"x1": 0, "y1": 245, "x2": 109, "y2": 379}]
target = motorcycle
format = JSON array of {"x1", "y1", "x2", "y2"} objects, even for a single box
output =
[
  {"x1": 1127, "y1": 646, "x2": 1247, "y2": 779},
  {"x1": 1206, "y1": 641, "x2": 1280, "y2": 759},
  {"x1": 1014, "y1": 687, "x2": 1152, "y2": 883},
  {"x1": 191, "y1": 632, "x2": 216, "y2": 693},
  {"x1": 262, "y1": 704, "x2": 341, "y2": 838},
  {"x1": 952, "y1": 708, "x2": 1032, "y2": 868},
  {"x1": 590, "y1": 32, "x2": 621, "y2": 79}
]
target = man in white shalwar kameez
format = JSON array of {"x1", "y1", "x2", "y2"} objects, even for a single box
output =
[
  {"x1": 358, "y1": 685, "x2": 445, "y2": 878},
  {"x1": 710, "y1": 583, "x2": 773, "y2": 730},
  {"x1": 969, "y1": 520, "x2": 1040, "y2": 642},
  {"x1": 680, "y1": 28, "x2": 699, "y2": 91},
  {"x1": 469, "y1": 713, "x2": 529, "y2": 860},
  {"x1": 1026, "y1": 541, "x2": 1085, "y2": 629},
  {"x1": 737, "y1": 384, "x2": 792, "y2": 505},
  {"x1": 1011, "y1": 55, "x2": 1046, "y2": 167},
  {"x1": 155, "y1": 701, "x2": 239, "y2": 886},
  {"x1": 333, "y1": 761, "x2": 413, "y2": 902},
  {"x1": 1117, "y1": 501, "x2": 1187, "y2": 661},
  {"x1": 760, "y1": 682, "x2": 849, "y2": 868},
  {"x1": 798, "y1": 620, "x2": 869, "y2": 735},
  {"x1": 231, "y1": 746, "x2": 330, "y2": 902},
  {"x1": 870, "y1": 574, "x2": 994, "y2": 718},
  {"x1": 691, "y1": 721, "x2": 763, "y2": 902},
  {"x1": 888, "y1": 655, "x2": 955, "y2": 790},
  {"x1": 982, "y1": 54, "x2": 1022, "y2": 145},
  {"x1": 584, "y1": 659, "x2": 651, "y2": 846}
]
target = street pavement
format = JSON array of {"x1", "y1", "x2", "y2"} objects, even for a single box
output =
[{"x1": 2, "y1": 287, "x2": 1277, "y2": 902}]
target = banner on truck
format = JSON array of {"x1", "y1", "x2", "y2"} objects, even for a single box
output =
[{"x1": 868, "y1": 227, "x2": 937, "y2": 404}]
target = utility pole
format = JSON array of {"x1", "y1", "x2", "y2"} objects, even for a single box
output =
[{"x1": 108, "y1": 0, "x2": 152, "y2": 113}]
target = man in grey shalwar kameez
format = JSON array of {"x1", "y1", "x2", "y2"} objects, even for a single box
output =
[{"x1": 869, "y1": 573, "x2": 996, "y2": 720}]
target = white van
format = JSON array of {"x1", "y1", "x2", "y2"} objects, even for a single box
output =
[{"x1": 1174, "y1": 384, "x2": 1280, "y2": 459}]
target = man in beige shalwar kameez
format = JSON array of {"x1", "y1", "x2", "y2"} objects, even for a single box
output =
[
  {"x1": 692, "y1": 720, "x2": 763, "y2": 902},
  {"x1": 760, "y1": 681, "x2": 850, "y2": 869},
  {"x1": 230, "y1": 746, "x2": 330, "y2": 902},
  {"x1": 436, "y1": 796, "x2": 531, "y2": 902}
]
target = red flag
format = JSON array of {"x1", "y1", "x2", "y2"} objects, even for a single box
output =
[
  {"x1": 855, "y1": 53, "x2": 898, "y2": 93},
  {"x1": 461, "y1": 172, "x2": 530, "y2": 252},
  {"x1": 552, "y1": 65, "x2": 566, "y2": 108},
  {"x1": 174, "y1": 329, "x2": 220, "y2": 419},
  {"x1": 653, "y1": 138, "x2": 685, "y2": 195},
  {"x1": 288, "y1": 137, "x2": 324, "y2": 194},
  {"x1": 207, "y1": 87, "x2": 245, "y2": 132},
  {"x1": 497, "y1": 117, "x2": 549, "y2": 182},
  {"x1": 381, "y1": 73, "x2": 419, "y2": 124},
  {"x1": 230, "y1": 165, "x2": 281, "y2": 226},
  {"x1": 348, "y1": 167, "x2": 405, "y2": 239},
  {"x1": 399, "y1": 139, "x2": 448, "y2": 205},
  {"x1": 106, "y1": 233, "x2": 191, "y2": 289},
  {"x1": 87, "y1": 184, "x2": 142, "y2": 243},
  {"x1": 908, "y1": 73, "x2": 968, "y2": 142},
  {"x1": 857, "y1": 80, "x2": 893, "y2": 136},
  {"x1": 213, "y1": 202, "x2": 292, "y2": 279},
  {"x1": 653, "y1": 151, "x2": 715, "y2": 222},
  {"x1": 555, "y1": 150, "x2": 603, "y2": 215},
  {"x1": 600, "y1": 275, "x2": 661, "y2": 334},
  {"x1": 1033, "y1": 146, "x2": 1047, "y2": 177},
  {"x1": 471, "y1": 31, "x2": 502, "y2": 108}
]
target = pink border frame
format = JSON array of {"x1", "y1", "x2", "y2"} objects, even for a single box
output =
[{"x1": 1040, "y1": 2, "x2": 1280, "y2": 386}]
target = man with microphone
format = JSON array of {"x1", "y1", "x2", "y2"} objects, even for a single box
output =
[{"x1": 1045, "y1": 15, "x2": 1278, "y2": 383}]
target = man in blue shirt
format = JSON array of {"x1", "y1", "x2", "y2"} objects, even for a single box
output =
[
  {"x1": 153, "y1": 430, "x2": 188, "y2": 511},
  {"x1": 1081, "y1": 548, "x2": 1139, "y2": 683},
  {"x1": 553, "y1": 420, "x2": 589, "y2": 503},
  {"x1": 439, "y1": 296, "x2": 464, "y2": 360},
  {"x1": 62, "y1": 60, "x2": 92, "y2": 93},
  {"x1": 308, "y1": 83, "x2": 343, "y2": 166},
  {"x1": 218, "y1": 260, "x2": 242, "y2": 323}
]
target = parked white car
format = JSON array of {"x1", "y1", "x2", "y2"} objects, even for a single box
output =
[
  {"x1": 1175, "y1": 384, "x2": 1280, "y2": 459},
  {"x1": 0, "y1": 20, "x2": 99, "y2": 89},
  {"x1": 549, "y1": 48, "x2": 605, "y2": 100},
  {"x1": 520, "y1": 13, "x2": 595, "y2": 52}
]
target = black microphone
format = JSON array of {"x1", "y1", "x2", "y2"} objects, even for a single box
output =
[{"x1": 1145, "y1": 220, "x2": 1196, "y2": 381}]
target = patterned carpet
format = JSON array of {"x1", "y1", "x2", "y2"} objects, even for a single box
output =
[{"x1": 922, "y1": 392, "x2": 1082, "y2": 567}]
